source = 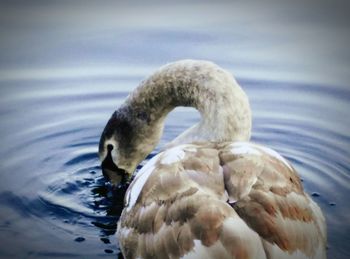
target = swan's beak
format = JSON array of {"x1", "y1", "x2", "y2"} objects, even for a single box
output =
[{"x1": 101, "y1": 145, "x2": 127, "y2": 186}]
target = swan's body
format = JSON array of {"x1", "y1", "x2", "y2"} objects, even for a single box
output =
[{"x1": 99, "y1": 60, "x2": 327, "y2": 259}]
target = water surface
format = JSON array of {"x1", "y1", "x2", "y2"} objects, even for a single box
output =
[{"x1": 0, "y1": 75, "x2": 349, "y2": 258}]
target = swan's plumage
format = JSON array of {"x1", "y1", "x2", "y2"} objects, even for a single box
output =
[
  {"x1": 99, "y1": 60, "x2": 327, "y2": 259},
  {"x1": 118, "y1": 142, "x2": 326, "y2": 259}
]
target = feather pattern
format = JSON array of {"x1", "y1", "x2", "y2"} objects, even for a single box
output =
[{"x1": 118, "y1": 142, "x2": 326, "y2": 259}]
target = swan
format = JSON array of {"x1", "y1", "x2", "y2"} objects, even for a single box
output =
[{"x1": 99, "y1": 60, "x2": 327, "y2": 259}]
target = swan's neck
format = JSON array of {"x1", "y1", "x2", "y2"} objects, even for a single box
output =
[{"x1": 125, "y1": 60, "x2": 252, "y2": 147}]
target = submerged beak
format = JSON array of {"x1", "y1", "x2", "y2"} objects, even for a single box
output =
[{"x1": 101, "y1": 145, "x2": 127, "y2": 185}]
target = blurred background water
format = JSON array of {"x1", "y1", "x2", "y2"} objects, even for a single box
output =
[{"x1": 0, "y1": 0, "x2": 349, "y2": 258}]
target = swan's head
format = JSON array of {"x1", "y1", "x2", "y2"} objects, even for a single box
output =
[{"x1": 99, "y1": 107, "x2": 163, "y2": 186}]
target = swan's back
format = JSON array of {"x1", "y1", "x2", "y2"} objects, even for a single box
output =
[{"x1": 118, "y1": 142, "x2": 326, "y2": 259}]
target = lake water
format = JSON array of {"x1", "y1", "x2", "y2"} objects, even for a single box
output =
[{"x1": 0, "y1": 1, "x2": 349, "y2": 258}]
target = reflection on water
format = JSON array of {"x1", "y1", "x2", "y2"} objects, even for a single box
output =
[
  {"x1": 0, "y1": 1, "x2": 350, "y2": 258},
  {"x1": 0, "y1": 76, "x2": 349, "y2": 258}
]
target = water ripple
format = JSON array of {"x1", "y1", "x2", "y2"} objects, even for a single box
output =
[{"x1": 0, "y1": 78, "x2": 349, "y2": 258}]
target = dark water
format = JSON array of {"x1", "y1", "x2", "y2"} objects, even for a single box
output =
[
  {"x1": 0, "y1": 76, "x2": 349, "y2": 258},
  {"x1": 0, "y1": 1, "x2": 350, "y2": 258}
]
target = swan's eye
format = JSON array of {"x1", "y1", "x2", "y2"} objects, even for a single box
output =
[{"x1": 137, "y1": 112, "x2": 149, "y2": 123}]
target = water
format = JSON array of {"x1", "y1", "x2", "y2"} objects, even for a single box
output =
[
  {"x1": 0, "y1": 76, "x2": 349, "y2": 258},
  {"x1": 0, "y1": 1, "x2": 350, "y2": 258}
]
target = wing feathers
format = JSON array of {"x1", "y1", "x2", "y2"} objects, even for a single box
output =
[{"x1": 118, "y1": 142, "x2": 326, "y2": 259}]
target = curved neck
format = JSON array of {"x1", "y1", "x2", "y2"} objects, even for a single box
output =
[{"x1": 125, "y1": 60, "x2": 252, "y2": 146}]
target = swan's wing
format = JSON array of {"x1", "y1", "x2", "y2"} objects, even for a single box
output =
[
  {"x1": 220, "y1": 142, "x2": 327, "y2": 259},
  {"x1": 118, "y1": 143, "x2": 265, "y2": 259},
  {"x1": 117, "y1": 142, "x2": 326, "y2": 259}
]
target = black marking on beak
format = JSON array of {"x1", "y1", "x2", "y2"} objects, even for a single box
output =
[{"x1": 101, "y1": 144, "x2": 126, "y2": 185}]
